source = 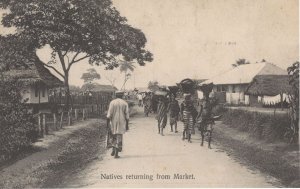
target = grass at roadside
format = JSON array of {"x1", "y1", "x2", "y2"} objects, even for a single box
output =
[
  {"x1": 213, "y1": 122, "x2": 299, "y2": 187},
  {"x1": 0, "y1": 119, "x2": 107, "y2": 188}
]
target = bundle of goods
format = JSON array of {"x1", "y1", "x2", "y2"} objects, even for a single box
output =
[
  {"x1": 177, "y1": 78, "x2": 196, "y2": 94},
  {"x1": 168, "y1": 85, "x2": 179, "y2": 97},
  {"x1": 197, "y1": 83, "x2": 213, "y2": 98},
  {"x1": 154, "y1": 86, "x2": 169, "y2": 97},
  {"x1": 154, "y1": 90, "x2": 168, "y2": 96}
]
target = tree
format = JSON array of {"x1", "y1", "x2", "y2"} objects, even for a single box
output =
[
  {"x1": 0, "y1": 0, "x2": 153, "y2": 109},
  {"x1": 0, "y1": 35, "x2": 39, "y2": 71},
  {"x1": 104, "y1": 72, "x2": 117, "y2": 87},
  {"x1": 81, "y1": 68, "x2": 100, "y2": 84},
  {"x1": 287, "y1": 61, "x2": 299, "y2": 144},
  {"x1": 232, "y1": 58, "x2": 250, "y2": 67},
  {"x1": 69, "y1": 85, "x2": 81, "y2": 93},
  {"x1": 0, "y1": 79, "x2": 37, "y2": 160},
  {"x1": 148, "y1": 81, "x2": 160, "y2": 92},
  {"x1": 120, "y1": 61, "x2": 135, "y2": 90}
]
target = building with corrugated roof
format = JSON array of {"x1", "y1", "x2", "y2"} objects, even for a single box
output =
[{"x1": 203, "y1": 62, "x2": 290, "y2": 106}]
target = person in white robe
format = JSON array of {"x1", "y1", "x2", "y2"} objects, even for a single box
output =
[{"x1": 106, "y1": 91, "x2": 129, "y2": 158}]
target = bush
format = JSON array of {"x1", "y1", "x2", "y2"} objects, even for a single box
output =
[
  {"x1": 222, "y1": 109, "x2": 290, "y2": 142},
  {"x1": 212, "y1": 104, "x2": 227, "y2": 116},
  {"x1": 0, "y1": 79, "x2": 37, "y2": 161}
]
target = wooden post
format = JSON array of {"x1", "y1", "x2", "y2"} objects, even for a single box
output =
[
  {"x1": 60, "y1": 112, "x2": 64, "y2": 129},
  {"x1": 280, "y1": 93, "x2": 284, "y2": 110},
  {"x1": 43, "y1": 113, "x2": 48, "y2": 135},
  {"x1": 75, "y1": 109, "x2": 78, "y2": 120},
  {"x1": 96, "y1": 96, "x2": 99, "y2": 115},
  {"x1": 68, "y1": 111, "x2": 71, "y2": 126},
  {"x1": 41, "y1": 114, "x2": 44, "y2": 137},
  {"x1": 53, "y1": 113, "x2": 57, "y2": 130},
  {"x1": 38, "y1": 113, "x2": 41, "y2": 136},
  {"x1": 82, "y1": 109, "x2": 85, "y2": 120}
]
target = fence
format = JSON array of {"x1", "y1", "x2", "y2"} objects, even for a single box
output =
[
  {"x1": 34, "y1": 91, "x2": 113, "y2": 138},
  {"x1": 49, "y1": 91, "x2": 114, "y2": 107}
]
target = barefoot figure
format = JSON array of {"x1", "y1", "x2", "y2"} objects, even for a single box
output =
[
  {"x1": 197, "y1": 83, "x2": 215, "y2": 149},
  {"x1": 180, "y1": 94, "x2": 197, "y2": 142},
  {"x1": 169, "y1": 94, "x2": 180, "y2": 132},
  {"x1": 156, "y1": 96, "x2": 168, "y2": 136},
  {"x1": 106, "y1": 91, "x2": 129, "y2": 158},
  {"x1": 143, "y1": 92, "x2": 152, "y2": 117}
]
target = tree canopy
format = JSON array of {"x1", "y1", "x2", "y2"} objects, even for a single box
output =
[
  {"x1": 0, "y1": 34, "x2": 38, "y2": 71},
  {"x1": 148, "y1": 81, "x2": 160, "y2": 92},
  {"x1": 81, "y1": 68, "x2": 100, "y2": 83},
  {"x1": 0, "y1": 0, "x2": 152, "y2": 69},
  {"x1": 0, "y1": 0, "x2": 153, "y2": 108}
]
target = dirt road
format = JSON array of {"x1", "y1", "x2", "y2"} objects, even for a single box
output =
[{"x1": 64, "y1": 107, "x2": 279, "y2": 188}]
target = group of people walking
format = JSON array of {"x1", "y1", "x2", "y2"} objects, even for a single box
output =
[
  {"x1": 136, "y1": 90, "x2": 206, "y2": 144},
  {"x1": 156, "y1": 93, "x2": 199, "y2": 143},
  {"x1": 105, "y1": 88, "x2": 214, "y2": 159}
]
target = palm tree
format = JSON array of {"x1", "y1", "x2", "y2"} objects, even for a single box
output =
[
  {"x1": 120, "y1": 61, "x2": 135, "y2": 90},
  {"x1": 232, "y1": 58, "x2": 250, "y2": 67}
]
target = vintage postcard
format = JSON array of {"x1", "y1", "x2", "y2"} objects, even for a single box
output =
[{"x1": 0, "y1": 0, "x2": 299, "y2": 188}]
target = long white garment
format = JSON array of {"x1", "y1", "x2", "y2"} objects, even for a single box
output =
[{"x1": 107, "y1": 98, "x2": 129, "y2": 135}]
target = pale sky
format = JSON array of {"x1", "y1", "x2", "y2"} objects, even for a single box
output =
[{"x1": 0, "y1": 0, "x2": 299, "y2": 89}]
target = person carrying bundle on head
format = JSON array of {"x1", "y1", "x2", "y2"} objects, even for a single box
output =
[
  {"x1": 168, "y1": 94, "x2": 180, "y2": 133},
  {"x1": 156, "y1": 95, "x2": 169, "y2": 136},
  {"x1": 143, "y1": 92, "x2": 152, "y2": 117},
  {"x1": 180, "y1": 93, "x2": 198, "y2": 143}
]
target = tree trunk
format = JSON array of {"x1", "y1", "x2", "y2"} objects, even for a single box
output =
[{"x1": 64, "y1": 73, "x2": 71, "y2": 111}]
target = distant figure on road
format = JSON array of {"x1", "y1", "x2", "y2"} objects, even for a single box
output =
[
  {"x1": 143, "y1": 92, "x2": 152, "y2": 117},
  {"x1": 180, "y1": 94, "x2": 197, "y2": 142},
  {"x1": 106, "y1": 91, "x2": 129, "y2": 159},
  {"x1": 168, "y1": 94, "x2": 180, "y2": 132},
  {"x1": 137, "y1": 93, "x2": 143, "y2": 107},
  {"x1": 156, "y1": 96, "x2": 168, "y2": 136}
]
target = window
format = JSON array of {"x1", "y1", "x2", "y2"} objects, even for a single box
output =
[
  {"x1": 35, "y1": 85, "x2": 39, "y2": 97},
  {"x1": 42, "y1": 87, "x2": 46, "y2": 97},
  {"x1": 221, "y1": 85, "x2": 227, "y2": 92},
  {"x1": 217, "y1": 85, "x2": 227, "y2": 92},
  {"x1": 224, "y1": 86, "x2": 229, "y2": 92},
  {"x1": 232, "y1": 85, "x2": 236, "y2": 93}
]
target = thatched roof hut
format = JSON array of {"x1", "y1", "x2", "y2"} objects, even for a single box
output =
[
  {"x1": 2, "y1": 60, "x2": 63, "y2": 87},
  {"x1": 245, "y1": 75, "x2": 291, "y2": 96}
]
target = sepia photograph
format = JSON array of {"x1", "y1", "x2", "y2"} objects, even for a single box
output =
[{"x1": 0, "y1": 0, "x2": 299, "y2": 188}]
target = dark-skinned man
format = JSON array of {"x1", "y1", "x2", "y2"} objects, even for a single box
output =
[{"x1": 106, "y1": 91, "x2": 129, "y2": 159}]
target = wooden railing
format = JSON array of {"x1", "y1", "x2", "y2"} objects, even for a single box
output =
[
  {"x1": 34, "y1": 92, "x2": 112, "y2": 138},
  {"x1": 33, "y1": 105, "x2": 110, "y2": 138}
]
